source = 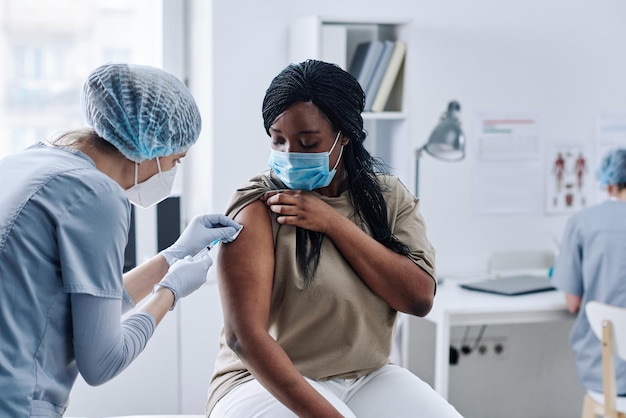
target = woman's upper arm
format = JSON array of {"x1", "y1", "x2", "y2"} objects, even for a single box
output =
[{"x1": 217, "y1": 200, "x2": 275, "y2": 336}]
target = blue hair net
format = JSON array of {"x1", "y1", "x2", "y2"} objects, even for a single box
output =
[
  {"x1": 81, "y1": 63, "x2": 201, "y2": 162},
  {"x1": 597, "y1": 148, "x2": 626, "y2": 186}
]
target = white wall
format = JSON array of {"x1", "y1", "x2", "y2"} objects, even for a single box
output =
[
  {"x1": 185, "y1": 1, "x2": 626, "y2": 418},
  {"x1": 412, "y1": 0, "x2": 626, "y2": 277}
]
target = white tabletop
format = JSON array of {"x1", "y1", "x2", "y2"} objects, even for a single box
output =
[
  {"x1": 421, "y1": 274, "x2": 571, "y2": 399},
  {"x1": 424, "y1": 275, "x2": 570, "y2": 326}
]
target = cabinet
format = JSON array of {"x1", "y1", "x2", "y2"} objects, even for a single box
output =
[
  {"x1": 288, "y1": 16, "x2": 412, "y2": 187},
  {"x1": 289, "y1": 16, "x2": 412, "y2": 367}
]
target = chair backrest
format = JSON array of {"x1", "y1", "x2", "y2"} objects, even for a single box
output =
[
  {"x1": 586, "y1": 301, "x2": 626, "y2": 361},
  {"x1": 488, "y1": 250, "x2": 555, "y2": 275},
  {"x1": 585, "y1": 301, "x2": 626, "y2": 417}
]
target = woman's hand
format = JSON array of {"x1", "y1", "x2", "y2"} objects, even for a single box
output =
[{"x1": 262, "y1": 190, "x2": 341, "y2": 234}]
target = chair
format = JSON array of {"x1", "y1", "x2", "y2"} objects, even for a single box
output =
[
  {"x1": 582, "y1": 301, "x2": 626, "y2": 418},
  {"x1": 487, "y1": 249, "x2": 555, "y2": 276}
]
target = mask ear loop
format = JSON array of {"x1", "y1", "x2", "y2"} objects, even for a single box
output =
[
  {"x1": 133, "y1": 162, "x2": 139, "y2": 187},
  {"x1": 328, "y1": 131, "x2": 341, "y2": 155},
  {"x1": 331, "y1": 144, "x2": 344, "y2": 171},
  {"x1": 329, "y1": 131, "x2": 343, "y2": 171},
  {"x1": 133, "y1": 158, "x2": 164, "y2": 188}
]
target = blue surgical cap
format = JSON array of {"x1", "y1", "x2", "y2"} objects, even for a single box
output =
[
  {"x1": 597, "y1": 148, "x2": 626, "y2": 186},
  {"x1": 81, "y1": 63, "x2": 201, "y2": 162}
]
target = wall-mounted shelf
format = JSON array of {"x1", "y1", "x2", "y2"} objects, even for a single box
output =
[
  {"x1": 289, "y1": 16, "x2": 408, "y2": 115},
  {"x1": 289, "y1": 16, "x2": 412, "y2": 184},
  {"x1": 362, "y1": 111, "x2": 407, "y2": 120}
]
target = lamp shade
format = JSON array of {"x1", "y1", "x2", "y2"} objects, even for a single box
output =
[
  {"x1": 414, "y1": 100, "x2": 466, "y2": 196},
  {"x1": 423, "y1": 101, "x2": 465, "y2": 161}
]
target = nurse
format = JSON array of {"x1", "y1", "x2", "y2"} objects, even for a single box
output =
[
  {"x1": 552, "y1": 148, "x2": 626, "y2": 396},
  {"x1": 0, "y1": 63, "x2": 240, "y2": 417}
]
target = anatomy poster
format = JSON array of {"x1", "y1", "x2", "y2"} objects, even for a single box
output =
[{"x1": 546, "y1": 143, "x2": 592, "y2": 214}]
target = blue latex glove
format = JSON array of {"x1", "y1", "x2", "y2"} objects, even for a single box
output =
[
  {"x1": 155, "y1": 253, "x2": 212, "y2": 310},
  {"x1": 160, "y1": 214, "x2": 241, "y2": 266}
]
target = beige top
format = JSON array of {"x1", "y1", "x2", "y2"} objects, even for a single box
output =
[{"x1": 206, "y1": 171, "x2": 436, "y2": 414}]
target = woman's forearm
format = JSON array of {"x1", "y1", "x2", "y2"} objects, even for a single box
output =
[
  {"x1": 565, "y1": 293, "x2": 582, "y2": 314},
  {"x1": 122, "y1": 254, "x2": 170, "y2": 304},
  {"x1": 264, "y1": 190, "x2": 435, "y2": 316},
  {"x1": 231, "y1": 330, "x2": 344, "y2": 418},
  {"x1": 324, "y1": 214, "x2": 435, "y2": 316},
  {"x1": 140, "y1": 287, "x2": 176, "y2": 325}
]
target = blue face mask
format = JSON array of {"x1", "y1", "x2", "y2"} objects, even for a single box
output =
[{"x1": 268, "y1": 131, "x2": 343, "y2": 191}]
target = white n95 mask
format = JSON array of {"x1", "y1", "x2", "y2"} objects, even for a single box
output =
[{"x1": 125, "y1": 158, "x2": 177, "y2": 208}]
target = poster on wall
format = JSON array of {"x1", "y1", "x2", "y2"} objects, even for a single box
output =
[
  {"x1": 475, "y1": 112, "x2": 542, "y2": 161},
  {"x1": 594, "y1": 112, "x2": 626, "y2": 203},
  {"x1": 473, "y1": 112, "x2": 544, "y2": 214},
  {"x1": 545, "y1": 143, "x2": 593, "y2": 215}
]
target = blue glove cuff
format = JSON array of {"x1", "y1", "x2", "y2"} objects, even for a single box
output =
[{"x1": 160, "y1": 247, "x2": 182, "y2": 267}]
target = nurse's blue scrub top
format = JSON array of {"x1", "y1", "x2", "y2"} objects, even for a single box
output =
[
  {"x1": 552, "y1": 199, "x2": 626, "y2": 395},
  {"x1": 0, "y1": 143, "x2": 130, "y2": 416}
]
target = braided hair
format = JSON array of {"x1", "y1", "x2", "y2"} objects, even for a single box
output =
[{"x1": 262, "y1": 60, "x2": 409, "y2": 286}]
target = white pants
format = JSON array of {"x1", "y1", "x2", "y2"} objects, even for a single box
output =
[{"x1": 210, "y1": 364, "x2": 463, "y2": 417}]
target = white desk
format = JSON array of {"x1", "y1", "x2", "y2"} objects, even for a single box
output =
[{"x1": 422, "y1": 276, "x2": 571, "y2": 399}]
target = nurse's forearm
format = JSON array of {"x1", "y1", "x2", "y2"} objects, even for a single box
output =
[
  {"x1": 122, "y1": 254, "x2": 169, "y2": 304},
  {"x1": 72, "y1": 294, "x2": 156, "y2": 386},
  {"x1": 565, "y1": 293, "x2": 581, "y2": 314},
  {"x1": 140, "y1": 287, "x2": 176, "y2": 325}
]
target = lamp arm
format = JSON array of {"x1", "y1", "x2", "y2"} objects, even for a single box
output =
[{"x1": 414, "y1": 147, "x2": 423, "y2": 197}]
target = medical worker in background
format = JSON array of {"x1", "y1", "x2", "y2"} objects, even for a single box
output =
[
  {"x1": 0, "y1": 63, "x2": 240, "y2": 417},
  {"x1": 552, "y1": 148, "x2": 626, "y2": 396}
]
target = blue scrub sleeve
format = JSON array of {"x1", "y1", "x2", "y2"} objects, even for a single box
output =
[
  {"x1": 57, "y1": 179, "x2": 130, "y2": 298},
  {"x1": 552, "y1": 217, "x2": 584, "y2": 296},
  {"x1": 71, "y1": 293, "x2": 155, "y2": 386}
]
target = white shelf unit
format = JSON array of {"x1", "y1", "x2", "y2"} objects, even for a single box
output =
[
  {"x1": 288, "y1": 16, "x2": 412, "y2": 367},
  {"x1": 288, "y1": 16, "x2": 412, "y2": 185},
  {"x1": 289, "y1": 16, "x2": 408, "y2": 114}
]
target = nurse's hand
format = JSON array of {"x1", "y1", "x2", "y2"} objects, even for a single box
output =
[
  {"x1": 160, "y1": 214, "x2": 241, "y2": 265},
  {"x1": 154, "y1": 253, "x2": 212, "y2": 310}
]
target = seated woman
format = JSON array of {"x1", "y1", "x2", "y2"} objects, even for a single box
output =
[{"x1": 206, "y1": 60, "x2": 463, "y2": 418}]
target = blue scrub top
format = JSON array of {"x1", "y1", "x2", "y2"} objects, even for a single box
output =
[
  {"x1": 552, "y1": 200, "x2": 626, "y2": 394},
  {"x1": 0, "y1": 143, "x2": 130, "y2": 417}
]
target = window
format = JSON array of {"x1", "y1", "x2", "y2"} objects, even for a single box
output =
[{"x1": 0, "y1": 0, "x2": 164, "y2": 158}]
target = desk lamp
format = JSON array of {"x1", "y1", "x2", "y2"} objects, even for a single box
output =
[{"x1": 414, "y1": 100, "x2": 466, "y2": 196}]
